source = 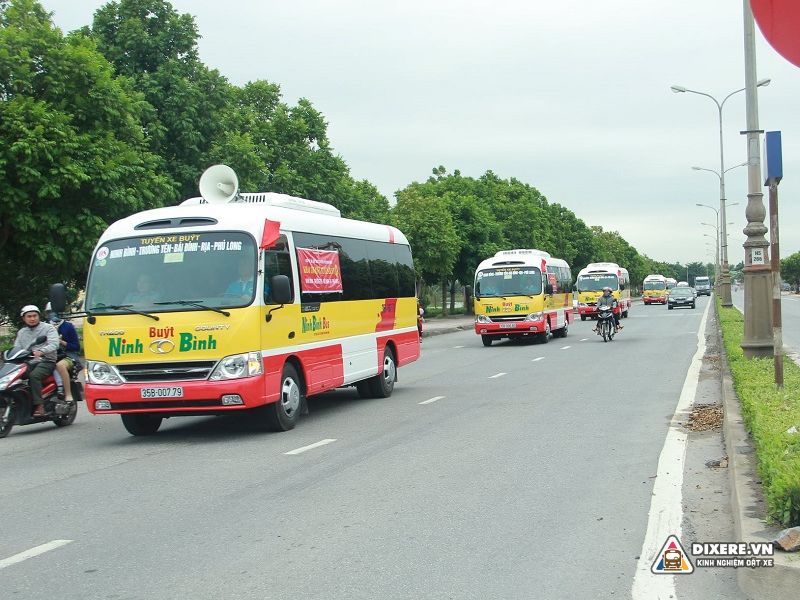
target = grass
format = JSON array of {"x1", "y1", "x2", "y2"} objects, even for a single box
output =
[{"x1": 718, "y1": 302, "x2": 800, "y2": 526}]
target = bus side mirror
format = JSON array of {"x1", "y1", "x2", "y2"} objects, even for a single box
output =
[
  {"x1": 619, "y1": 283, "x2": 626, "y2": 291},
  {"x1": 270, "y1": 275, "x2": 292, "y2": 305},
  {"x1": 49, "y1": 283, "x2": 67, "y2": 313},
  {"x1": 545, "y1": 283, "x2": 554, "y2": 295},
  {"x1": 474, "y1": 282, "x2": 481, "y2": 298}
]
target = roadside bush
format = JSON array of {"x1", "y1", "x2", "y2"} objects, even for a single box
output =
[{"x1": 718, "y1": 304, "x2": 800, "y2": 526}]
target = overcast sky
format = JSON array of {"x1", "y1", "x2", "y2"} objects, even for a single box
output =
[{"x1": 40, "y1": 0, "x2": 800, "y2": 266}]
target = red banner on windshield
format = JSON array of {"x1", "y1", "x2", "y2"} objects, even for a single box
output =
[{"x1": 297, "y1": 247, "x2": 344, "y2": 293}]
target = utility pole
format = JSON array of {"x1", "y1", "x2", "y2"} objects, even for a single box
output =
[{"x1": 741, "y1": 0, "x2": 773, "y2": 359}]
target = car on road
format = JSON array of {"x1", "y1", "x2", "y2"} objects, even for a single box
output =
[{"x1": 668, "y1": 287, "x2": 695, "y2": 310}]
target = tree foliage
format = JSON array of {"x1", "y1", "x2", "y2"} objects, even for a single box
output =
[
  {"x1": 0, "y1": 0, "x2": 173, "y2": 321},
  {"x1": 781, "y1": 251, "x2": 800, "y2": 289}
]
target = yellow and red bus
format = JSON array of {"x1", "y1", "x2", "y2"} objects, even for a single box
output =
[
  {"x1": 79, "y1": 166, "x2": 420, "y2": 435},
  {"x1": 643, "y1": 274, "x2": 668, "y2": 305},
  {"x1": 576, "y1": 262, "x2": 631, "y2": 320},
  {"x1": 473, "y1": 249, "x2": 572, "y2": 346}
]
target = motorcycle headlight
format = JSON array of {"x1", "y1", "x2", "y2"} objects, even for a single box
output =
[
  {"x1": 209, "y1": 352, "x2": 263, "y2": 381},
  {"x1": 87, "y1": 361, "x2": 124, "y2": 385},
  {"x1": 476, "y1": 314, "x2": 491, "y2": 323},
  {"x1": 0, "y1": 366, "x2": 24, "y2": 390},
  {"x1": 524, "y1": 312, "x2": 544, "y2": 322}
]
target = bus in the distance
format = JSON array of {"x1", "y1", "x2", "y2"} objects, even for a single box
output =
[
  {"x1": 642, "y1": 274, "x2": 668, "y2": 305},
  {"x1": 59, "y1": 165, "x2": 420, "y2": 436},
  {"x1": 665, "y1": 277, "x2": 677, "y2": 290},
  {"x1": 576, "y1": 262, "x2": 631, "y2": 321},
  {"x1": 473, "y1": 249, "x2": 572, "y2": 346}
]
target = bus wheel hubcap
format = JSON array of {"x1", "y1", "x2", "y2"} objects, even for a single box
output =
[{"x1": 282, "y1": 378, "x2": 300, "y2": 415}]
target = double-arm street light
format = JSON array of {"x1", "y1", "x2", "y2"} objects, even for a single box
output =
[
  {"x1": 696, "y1": 201, "x2": 739, "y2": 295},
  {"x1": 701, "y1": 224, "x2": 720, "y2": 286},
  {"x1": 671, "y1": 78, "x2": 771, "y2": 307}
]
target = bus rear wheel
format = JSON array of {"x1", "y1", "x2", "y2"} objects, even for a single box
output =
[{"x1": 368, "y1": 347, "x2": 396, "y2": 398}]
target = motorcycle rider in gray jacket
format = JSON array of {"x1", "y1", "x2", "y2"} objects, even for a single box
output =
[
  {"x1": 594, "y1": 287, "x2": 623, "y2": 333},
  {"x1": 13, "y1": 305, "x2": 59, "y2": 415}
]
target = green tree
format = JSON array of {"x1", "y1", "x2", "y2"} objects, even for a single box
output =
[
  {"x1": 0, "y1": 0, "x2": 174, "y2": 321},
  {"x1": 391, "y1": 188, "x2": 460, "y2": 313},
  {"x1": 781, "y1": 251, "x2": 800, "y2": 290}
]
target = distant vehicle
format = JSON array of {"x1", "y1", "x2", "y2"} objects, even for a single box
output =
[
  {"x1": 694, "y1": 276, "x2": 712, "y2": 296},
  {"x1": 473, "y1": 249, "x2": 572, "y2": 346},
  {"x1": 676, "y1": 281, "x2": 689, "y2": 287},
  {"x1": 780, "y1": 282, "x2": 791, "y2": 292},
  {"x1": 668, "y1": 287, "x2": 696, "y2": 310},
  {"x1": 576, "y1": 262, "x2": 631, "y2": 321},
  {"x1": 642, "y1": 274, "x2": 668, "y2": 305},
  {"x1": 665, "y1": 278, "x2": 677, "y2": 290}
]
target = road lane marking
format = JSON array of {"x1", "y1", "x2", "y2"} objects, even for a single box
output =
[
  {"x1": 560, "y1": 346, "x2": 571, "y2": 350},
  {"x1": 284, "y1": 439, "x2": 337, "y2": 455},
  {"x1": 489, "y1": 372, "x2": 507, "y2": 379},
  {"x1": 0, "y1": 540, "x2": 73, "y2": 570},
  {"x1": 453, "y1": 345, "x2": 465, "y2": 348},
  {"x1": 419, "y1": 396, "x2": 445, "y2": 405},
  {"x1": 631, "y1": 299, "x2": 711, "y2": 599},
  {"x1": 531, "y1": 357, "x2": 545, "y2": 362},
  {"x1": 580, "y1": 338, "x2": 589, "y2": 341}
]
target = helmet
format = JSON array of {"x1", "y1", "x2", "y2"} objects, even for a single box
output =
[
  {"x1": 20, "y1": 304, "x2": 41, "y2": 317},
  {"x1": 602, "y1": 286, "x2": 612, "y2": 292}
]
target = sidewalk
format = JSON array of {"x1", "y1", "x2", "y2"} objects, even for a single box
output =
[{"x1": 421, "y1": 314, "x2": 475, "y2": 338}]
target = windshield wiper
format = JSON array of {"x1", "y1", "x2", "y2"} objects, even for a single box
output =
[
  {"x1": 153, "y1": 299, "x2": 231, "y2": 317},
  {"x1": 89, "y1": 304, "x2": 159, "y2": 321}
]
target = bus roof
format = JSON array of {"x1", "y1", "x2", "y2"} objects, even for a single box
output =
[
  {"x1": 95, "y1": 196, "x2": 409, "y2": 248},
  {"x1": 476, "y1": 249, "x2": 570, "y2": 272},
  {"x1": 643, "y1": 274, "x2": 667, "y2": 281},
  {"x1": 577, "y1": 262, "x2": 629, "y2": 277}
]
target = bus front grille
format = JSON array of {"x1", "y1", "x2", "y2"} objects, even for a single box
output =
[{"x1": 116, "y1": 361, "x2": 218, "y2": 382}]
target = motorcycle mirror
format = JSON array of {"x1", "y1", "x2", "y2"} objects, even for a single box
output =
[
  {"x1": 49, "y1": 283, "x2": 67, "y2": 313},
  {"x1": 29, "y1": 335, "x2": 47, "y2": 349}
]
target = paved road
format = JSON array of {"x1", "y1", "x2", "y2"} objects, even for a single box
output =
[
  {"x1": 731, "y1": 288, "x2": 800, "y2": 356},
  {"x1": 1, "y1": 296, "x2": 744, "y2": 599}
]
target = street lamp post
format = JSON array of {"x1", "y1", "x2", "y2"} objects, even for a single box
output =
[
  {"x1": 701, "y1": 225, "x2": 720, "y2": 286},
  {"x1": 696, "y1": 202, "x2": 739, "y2": 295},
  {"x1": 671, "y1": 79, "x2": 770, "y2": 307}
]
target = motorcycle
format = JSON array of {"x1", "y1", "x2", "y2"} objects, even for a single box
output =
[
  {"x1": 596, "y1": 304, "x2": 617, "y2": 342},
  {"x1": 0, "y1": 335, "x2": 82, "y2": 438}
]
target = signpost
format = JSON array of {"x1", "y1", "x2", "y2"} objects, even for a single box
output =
[{"x1": 764, "y1": 131, "x2": 784, "y2": 387}]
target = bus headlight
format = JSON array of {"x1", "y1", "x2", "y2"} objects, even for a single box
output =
[
  {"x1": 210, "y1": 352, "x2": 263, "y2": 381},
  {"x1": 87, "y1": 361, "x2": 124, "y2": 385},
  {"x1": 524, "y1": 312, "x2": 544, "y2": 322},
  {"x1": 476, "y1": 315, "x2": 491, "y2": 323}
]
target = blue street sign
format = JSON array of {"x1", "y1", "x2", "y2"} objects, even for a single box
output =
[{"x1": 763, "y1": 131, "x2": 783, "y2": 185}]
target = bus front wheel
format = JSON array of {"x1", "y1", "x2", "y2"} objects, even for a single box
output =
[
  {"x1": 121, "y1": 413, "x2": 162, "y2": 436},
  {"x1": 481, "y1": 335, "x2": 493, "y2": 347},
  {"x1": 262, "y1": 363, "x2": 303, "y2": 431}
]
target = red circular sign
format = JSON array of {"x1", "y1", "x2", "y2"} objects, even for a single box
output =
[{"x1": 751, "y1": 0, "x2": 800, "y2": 68}]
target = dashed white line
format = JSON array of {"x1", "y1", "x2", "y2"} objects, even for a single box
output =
[
  {"x1": 560, "y1": 345, "x2": 571, "y2": 350},
  {"x1": 284, "y1": 439, "x2": 337, "y2": 455},
  {"x1": 453, "y1": 345, "x2": 465, "y2": 348},
  {"x1": 0, "y1": 540, "x2": 73, "y2": 570},
  {"x1": 531, "y1": 357, "x2": 545, "y2": 362},
  {"x1": 489, "y1": 372, "x2": 507, "y2": 379},
  {"x1": 419, "y1": 396, "x2": 445, "y2": 405},
  {"x1": 580, "y1": 338, "x2": 589, "y2": 342}
]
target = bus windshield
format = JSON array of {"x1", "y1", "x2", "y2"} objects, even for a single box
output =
[
  {"x1": 85, "y1": 231, "x2": 257, "y2": 314},
  {"x1": 476, "y1": 267, "x2": 542, "y2": 297},
  {"x1": 644, "y1": 281, "x2": 667, "y2": 290},
  {"x1": 577, "y1": 274, "x2": 619, "y2": 292}
]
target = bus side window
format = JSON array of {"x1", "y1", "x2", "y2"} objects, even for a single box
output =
[{"x1": 264, "y1": 250, "x2": 295, "y2": 304}]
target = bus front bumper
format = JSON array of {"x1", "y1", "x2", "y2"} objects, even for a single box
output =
[
  {"x1": 474, "y1": 321, "x2": 546, "y2": 336},
  {"x1": 85, "y1": 377, "x2": 267, "y2": 415}
]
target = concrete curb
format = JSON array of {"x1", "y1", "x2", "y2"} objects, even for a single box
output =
[
  {"x1": 421, "y1": 322, "x2": 473, "y2": 338},
  {"x1": 716, "y1": 304, "x2": 800, "y2": 597}
]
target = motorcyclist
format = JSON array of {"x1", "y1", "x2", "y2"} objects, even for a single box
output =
[
  {"x1": 45, "y1": 302, "x2": 81, "y2": 403},
  {"x1": 13, "y1": 305, "x2": 59, "y2": 416},
  {"x1": 593, "y1": 287, "x2": 623, "y2": 333}
]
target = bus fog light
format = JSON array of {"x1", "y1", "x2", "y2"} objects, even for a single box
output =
[
  {"x1": 221, "y1": 394, "x2": 244, "y2": 406},
  {"x1": 95, "y1": 399, "x2": 112, "y2": 410}
]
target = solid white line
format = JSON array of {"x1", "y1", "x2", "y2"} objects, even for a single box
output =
[
  {"x1": 531, "y1": 357, "x2": 545, "y2": 362},
  {"x1": 489, "y1": 372, "x2": 507, "y2": 379},
  {"x1": 419, "y1": 396, "x2": 445, "y2": 405},
  {"x1": 284, "y1": 439, "x2": 337, "y2": 455},
  {"x1": 0, "y1": 540, "x2": 73, "y2": 570},
  {"x1": 631, "y1": 299, "x2": 711, "y2": 599},
  {"x1": 560, "y1": 345, "x2": 571, "y2": 350}
]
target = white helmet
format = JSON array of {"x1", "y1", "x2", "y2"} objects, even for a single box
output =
[{"x1": 20, "y1": 304, "x2": 41, "y2": 317}]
